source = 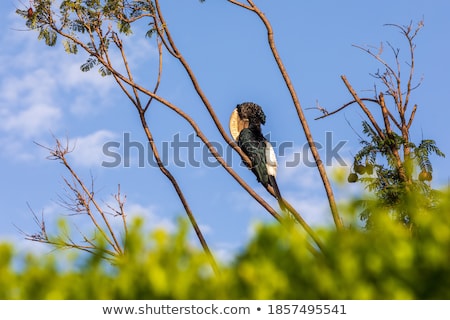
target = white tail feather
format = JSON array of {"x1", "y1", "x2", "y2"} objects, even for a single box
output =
[{"x1": 265, "y1": 141, "x2": 278, "y2": 177}]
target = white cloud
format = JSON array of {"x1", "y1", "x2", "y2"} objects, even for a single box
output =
[
  {"x1": 121, "y1": 35, "x2": 159, "y2": 68},
  {"x1": 124, "y1": 202, "x2": 177, "y2": 233},
  {"x1": 275, "y1": 148, "x2": 356, "y2": 226},
  {"x1": 1, "y1": 9, "x2": 163, "y2": 168},
  {"x1": 0, "y1": 53, "x2": 117, "y2": 161},
  {"x1": 211, "y1": 242, "x2": 241, "y2": 264},
  {"x1": 66, "y1": 130, "x2": 118, "y2": 167},
  {"x1": 13, "y1": 196, "x2": 177, "y2": 245},
  {"x1": 0, "y1": 16, "x2": 119, "y2": 162},
  {"x1": 61, "y1": 61, "x2": 117, "y2": 117},
  {"x1": 2, "y1": 103, "x2": 62, "y2": 138},
  {"x1": 277, "y1": 148, "x2": 323, "y2": 196},
  {"x1": 283, "y1": 192, "x2": 333, "y2": 226},
  {"x1": 0, "y1": 62, "x2": 63, "y2": 141},
  {"x1": 198, "y1": 223, "x2": 213, "y2": 235},
  {"x1": 226, "y1": 188, "x2": 279, "y2": 220}
]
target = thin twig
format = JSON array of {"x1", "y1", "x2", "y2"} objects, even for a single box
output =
[
  {"x1": 102, "y1": 24, "x2": 218, "y2": 272},
  {"x1": 314, "y1": 98, "x2": 378, "y2": 120},
  {"x1": 227, "y1": 0, "x2": 254, "y2": 11},
  {"x1": 53, "y1": 20, "x2": 283, "y2": 258},
  {"x1": 234, "y1": 0, "x2": 342, "y2": 229},
  {"x1": 407, "y1": 104, "x2": 417, "y2": 130},
  {"x1": 154, "y1": 0, "x2": 253, "y2": 167},
  {"x1": 137, "y1": 110, "x2": 221, "y2": 275},
  {"x1": 341, "y1": 75, "x2": 385, "y2": 140},
  {"x1": 144, "y1": 40, "x2": 163, "y2": 112}
]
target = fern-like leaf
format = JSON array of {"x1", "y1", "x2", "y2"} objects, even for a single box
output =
[
  {"x1": 117, "y1": 21, "x2": 132, "y2": 35},
  {"x1": 418, "y1": 139, "x2": 446, "y2": 158},
  {"x1": 38, "y1": 28, "x2": 58, "y2": 46},
  {"x1": 63, "y1": 40, "x2": 78, "y2": 54},
  {"x1": 145, "y1": 26, "x2": 157, "y2": 38},
  {"x1": 80, "y1": 57, "x2": 98, "y2": 72},
  {"x1": 99, "y1": 65, "x2": 112, "y2": 77},
  {"x1": 70, "y1": 20, "x2": 86, "y2": 33}
]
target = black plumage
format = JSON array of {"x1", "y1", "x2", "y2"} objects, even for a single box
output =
[
  {"x1": 238, "y1": 124, "x2": 269, "y2": 186},
  {"x1": 235, "y1": 102, "x2": 281, "y2": 199},
  {"x1": 237, "y1": 102, "x2": 266, "y2": 127}
]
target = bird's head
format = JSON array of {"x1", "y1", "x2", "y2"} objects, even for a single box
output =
[
  {"x1": 229, "y1": 102, "x2": 267, "y2": 141},
  {"x1": 236, "y1": 102, "x2": 266, "y2": 126}
]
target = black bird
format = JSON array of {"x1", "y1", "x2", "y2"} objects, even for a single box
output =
[{"x1": 229, "y1": 102, "x2": 281, "y2": 199}]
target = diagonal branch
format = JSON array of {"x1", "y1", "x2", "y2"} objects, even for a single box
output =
[
  {"x1": 33, "y1": 1, "x2": 329, "y2": 253},
  {"x1": 137, "y1": 110, "x2": 220, "y2": 274},
  {"x1": 341, "y1": 75, "x2": 385, "y2": 140},
  {"x1": 45, "y1": 4, "x2": 283, "y2": 226},
  {"x1": 227, "y1": 0, "x2": 254, "y2": 11},
  {"x1": 31, "y1": 139, "x2": 126, "y2": 258},
  {"x1": 92, "y1": 26, "x2": 219, "y2": 273},
  {"x1": 232, "y1": 0, "x2": 343, "y2": 229},
  {"x1": 55, "y1": 140, "x2": 124, "y2": 255},
  {"x1": 353, "y1": 43, "x2": 400, "y2": 85},
  {"x1": 144, "y1": 40, "x2": 163, "y2": 113},
  {"x1": 407, "y1": 104, "x2": 417, "y2": 130},
  {"x1": 314, "y1": 98, "x2": 378, "y2": 120},
  {"x1": 155, "y1": 0, "x2": 252, "y2": 167}
]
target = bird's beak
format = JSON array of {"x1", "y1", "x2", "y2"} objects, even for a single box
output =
[{"x1": 229, "y1": 108, "x2": 249, "y2": 141}]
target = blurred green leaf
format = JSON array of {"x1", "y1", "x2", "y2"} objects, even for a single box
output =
[{"x1": 1, "y1": 189, "x2": 449, "y2": 299}]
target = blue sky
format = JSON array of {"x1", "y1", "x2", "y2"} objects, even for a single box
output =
[{"x1": 1, "y1": 0, "x2": 449, "y2": 261}]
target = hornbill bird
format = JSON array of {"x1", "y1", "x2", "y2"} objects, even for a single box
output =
[{"x1": 229, "y1": 102, "x2": 282, "y2": 200}]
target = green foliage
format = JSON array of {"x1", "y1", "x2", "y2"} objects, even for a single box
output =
[
  {"x1": 415, "y1": 139, "x2": 445, "y2": 173},
  {"x1": 80, "y1": 56, "x2": 111, "y2": 76},
  {"x1": 1, "y1": 190, "x2": 449, "y2": 299},
  {"x1": 98, "y1": 65, "x2": 112, "y2": 77},
  {"x1": 80, "y1": 57, "x2": 98, "y2": 72},
  {"x1": 63, "y1": 39, "x2": 78, "y2": 54},
  {"x1": 68, "y1": 20, "x2": 87, "y2": 33},
  {"x1": 145, "y1": 26, "x2": 157, "y2": 38},
  {"x1": 11, "y1": 2, "x2": 449, "y2": 300},
  {"x1": 117, "y1": 20, "x2": 132, "y2": 35},
  {"x1": 17, "y1": 0, "x2": 156, "y2": 76},
  {"x1": 37, "y1": 27, "x2": 57, "y2": 46},
  {"x1": 350, "y1": 121, "x2": 445, "y2": 227}
]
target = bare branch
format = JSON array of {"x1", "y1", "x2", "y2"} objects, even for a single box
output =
[
  {"x1": 146, "y1": 2, "x2": 286, "y2": 221},
  {"x1": 108, "y1": 31, "x2": 142, "y2": 110},
  {"x1": 352, "y1": 43, "x2": 401, "y2": 85},
  {"x1": 20, "y1": 202, "x2": 117, "y2": 260},
  {"x1": 227, "y1": 0, "x2": 254, "y2": 11},
  {"x1": 40, "y1": 139, "x2": 124, "y2": 255},
  {"x1": 407, "y1": 104, "x2": 418, "y2": 130},
  {"x1": 231, "y1": 0, "x2": 343, "y2": 230},
  {"x1": 20, "y1": 0, "x2": 339, "y2": 264},
  {"x1": 144, "y1": 40, "x2": 163, "y2": 112},
  {"x1": 137, "y1": 113, "x2": 220, "y2": 274},
  {"x1": 341, "y1": 75, "x2": 385, "y2": 140},
  {"x1": 46, "y1": 11, "x2": 285, "y2": 271},
  {"x1": 314, "y1": 98, "x2": 378, "y2": 120},
  {"x1": 379, "y1": 93, "x2": 393, "y2": 134},
  {"x1": 154, "y1": 0, "x2": 253, "y2": 167}
]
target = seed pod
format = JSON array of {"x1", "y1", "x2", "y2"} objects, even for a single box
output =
[
  {"x1": 347, "y1": 173, "x2": 358, "y2": 183},
  {"x1": 354, "y1": 164, "x2": 366, "y2": 175},
  {"x1": 419, "y1": 170, "x2": 432, "y2": 181}
]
